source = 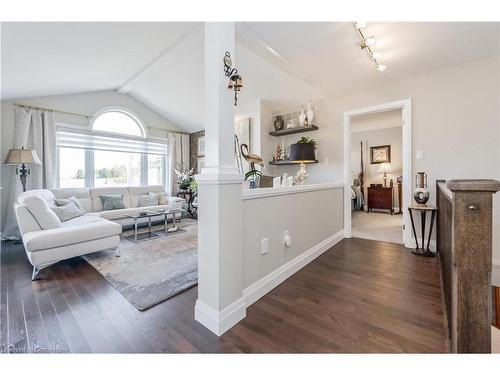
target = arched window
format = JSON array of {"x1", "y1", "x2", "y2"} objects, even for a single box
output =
[
  {"x1": 92, "y1": 109, "x2": 145, "y2": 137},
  {"x1": 58, "y1": 107, "x2": 166, "y2": 188}
]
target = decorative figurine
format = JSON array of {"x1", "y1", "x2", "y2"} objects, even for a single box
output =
[
  {"x1": 275, "y1": 144, "x2": 282, "y2": 161},
  {"x1": 295, "y1": 163, "x2": 309, "y2": 185},
  {"x1": 306, "y1": 100, "x2": 314, "y2": 125},
  {"x1": 298, "y1": 109, "x2": 306, "y2": 127}
]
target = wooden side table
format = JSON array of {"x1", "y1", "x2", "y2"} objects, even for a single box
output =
[{"x1": 408, "y1": 204, "x2": 437, "y2": 257}]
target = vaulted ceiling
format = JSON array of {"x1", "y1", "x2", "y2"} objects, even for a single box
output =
[{"x1": 2, "y1": 22, "x2": 499, "y2": 132}]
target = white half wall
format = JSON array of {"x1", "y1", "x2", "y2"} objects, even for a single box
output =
[{"x1": 241, "y1": 184, "x2": 344, "y2": 304}]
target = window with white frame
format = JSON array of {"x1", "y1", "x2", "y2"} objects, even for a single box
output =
[{"x1": 57, "y1": 109, "x2": 167, "y2": 188}]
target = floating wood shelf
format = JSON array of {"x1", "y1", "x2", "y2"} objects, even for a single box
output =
[
  {"x1": 269, "y1": 125, "x2": 318, "y2": 137},
  {"x1": 269, "y1": 160, "x2": 318, "y2": 165}
]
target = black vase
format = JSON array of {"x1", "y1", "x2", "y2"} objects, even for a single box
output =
[{"x1": 274, "y1": 115, "x2": 284, "y2": 131}]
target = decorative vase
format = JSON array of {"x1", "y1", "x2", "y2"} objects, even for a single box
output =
[
  {"x1": 306, "y1": 101, "x2": 314, "y2": 125},
  {"x1": 413, "y1": 172, "x2": 429, "y2": 205},
  {"x1": 298, "y1": 109, "x2": 306, "y2": 127},
  {"x1": 273, "y1": 115, "x2": 284, "y2": 131}
]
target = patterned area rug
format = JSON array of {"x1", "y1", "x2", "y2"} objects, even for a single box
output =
[{"x1": 84, "y1": 219, "x2": 197, "y2": 311}]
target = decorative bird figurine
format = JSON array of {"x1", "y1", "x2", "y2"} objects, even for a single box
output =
[{"x1": 240, "y1": 144, "x2": 264, "y2": 169}]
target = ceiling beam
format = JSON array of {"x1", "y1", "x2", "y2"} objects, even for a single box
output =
[{"x1": 118, "y1": 23, "x2": 202, "y2": 95}]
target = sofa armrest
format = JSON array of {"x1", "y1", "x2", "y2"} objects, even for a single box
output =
[{"x1": 23, "y1": 220, "x2": 122, "y2": 252}]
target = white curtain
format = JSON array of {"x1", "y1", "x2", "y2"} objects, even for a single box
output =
[
  {"x1": 167, "y1": 132, "x2": 190, "y2": 196},
  {"x1": 1, "y1": 108, "x2": 57, "y2": 239}
]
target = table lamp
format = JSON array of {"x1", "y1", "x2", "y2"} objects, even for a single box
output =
[
  {"x1": 289, "y1": 142, "x2": 316, "y2": 185},
  {"x1": 3, "y1": 147, "x2": 42, "y2": 192},
  {"x1": 378, "y1": 162, "x2": 391, "y2": 187}
]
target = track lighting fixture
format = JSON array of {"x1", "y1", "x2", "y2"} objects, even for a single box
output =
[{"x1": 354, "y1": 22, "x2": 386, "y2": 72}]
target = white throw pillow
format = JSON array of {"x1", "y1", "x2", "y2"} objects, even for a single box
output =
[
  {"x1": 22, "y1": 195, "x2": 62, "y2": 230},
  {"x1": 138, "y1": 193, "x2": 159, "y2": 207}
]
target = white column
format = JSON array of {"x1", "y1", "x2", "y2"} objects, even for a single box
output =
[{"x1": 194, "y1": 22, "x2": 245, "y2": 336}]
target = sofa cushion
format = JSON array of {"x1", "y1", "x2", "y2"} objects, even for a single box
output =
[
  {"x1": 60, "y1": 214, "x2": 106, "y2": 227},
  {"x1": 17, "y1": 189, "x2": 56, "y2": 205},
  {"x1": 100, "y1": 194, "x2": 126, "y2": 210},
  {"x1": 138, "y1": 193, "x2": 159, "y2": 207},
  {"x1": 23, "y1": 217, "x2": 122, "y2": 252},
  {"x1": 128, "y1": 185, "x2": 164, "y2": 207},
  {"x1": 51, "y1": 188, "x2": 92, "y2": 213},
  {"x1": 97, "y1": 207, "x2": 151, "y2": 220},
  {"x1": 51, "y1": 201, "x2": 85, "y2": 222},
  {"x1": 90, "y1": 187, "x2": 130, "y2": 211},
  {"x1": 55, "y1": 196, "x2": 86, "y2": 212},
  {"x1": 18, "y1": 194, "x2": 62, "y2": 230}
]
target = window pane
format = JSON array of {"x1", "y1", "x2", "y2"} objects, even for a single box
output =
[
  {"x1": 59, "y1": 147, "x2": 85, "y2": 188},
  {"x1": 92, "y1": 111, "x2": 143, "y2": 137},
  {"x1": 148, "y1": 155, "x2": 164, "y2": 186},
  {"x1": 94, "y1": 150, "x2": 141, "y2": 187}
]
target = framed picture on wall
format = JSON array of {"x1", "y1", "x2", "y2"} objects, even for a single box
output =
[{"x1": 370, "y1": 145, "x2": 391, "y2": 164}]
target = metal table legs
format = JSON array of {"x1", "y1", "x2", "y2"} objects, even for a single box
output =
[{"x1": 409, "y1": 207, "x2": 436, "y2": 257}]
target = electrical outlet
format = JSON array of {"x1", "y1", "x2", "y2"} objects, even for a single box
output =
[
  {"x1": 261, "y1": 238, "x2": 268, "y2": 255},
  {"x1": 284, "y1": 231, "x2": 291, "y2": 247}
]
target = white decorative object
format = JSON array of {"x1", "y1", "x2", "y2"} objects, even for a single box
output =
[
  {"x1": 281, "y1": 173, "x2": 289, "y2": 186},
  {"x1": 295, "y1": 162, "x2": 309, "y2": 185},
  {"x1": 287, "y1": 120, "x2": 295, "y2": 129},
  {"x1": 273, "y1": 176, "x2": 281, "y2": 188},
  {"x1": 298, "y1": 109, "x2": 306, "y2": 127},
  {"x1": 306, "y1": 100, "x2": 314, "y2": 125}
]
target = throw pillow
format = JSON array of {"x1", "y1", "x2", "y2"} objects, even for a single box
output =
[
  {"x1": 21, "y1": 195, "x2": 62, "y2": 230},
  {"x1": 158, "y1": 192, "x2": 168, "y2": 205},
  {"x1": 54, "y1": 196, "x2": 86, "y2": 212},
  {"x1": 100, "y1": 195, "x2": 126, "y2": 210},
  {"x1": 51, "y1": 201, "x2": 85, "y2": 222},
  {"x1": 138, "y1": 193, "x2": 159, "y2": 207}
]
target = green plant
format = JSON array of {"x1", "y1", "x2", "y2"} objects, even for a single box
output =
[
  {"x1": 297, "y1": 136, "x2": 317, "y2": 146},
  {"x1": 244, "y1": 169, "x2": 262, "y2": 181},
  {"x1": 189, "y1": 179, "x2": 199, "y2": 193}
]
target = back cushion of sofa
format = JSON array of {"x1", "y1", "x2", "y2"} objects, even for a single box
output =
[
  {"x1": 51, "y1": 187, "x2": 92, "y2": 213},
  {"x1": 128, "y1": 185, "x2": 164, "y2": 207},
  {"x1": 90, "y1": 187, "x2": 131, "y2": 212},
  {"x1": 17, "y1": 189, "x2": 56, "y2": 205},
  {"x1": 18, "y1": 194, "x2": 62, "y2": 230}
]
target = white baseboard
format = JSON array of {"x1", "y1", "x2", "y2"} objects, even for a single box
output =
[
  {"x1": 194, "y1": 297, "x2": 246, "y2": 336},
  {"x1": 243, "y1": 229, "x2": 345, "y2": 307}
]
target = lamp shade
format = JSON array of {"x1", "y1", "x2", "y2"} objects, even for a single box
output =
[
  {"x1": 378, "y1": 162, "x2": 391, "y2": 173},
  {"x1": 3, "y1": 148, "x2": 41, "y2": 165},
  {"x1": 289, "y1": 143, "x2": 316, "y2": 163}
]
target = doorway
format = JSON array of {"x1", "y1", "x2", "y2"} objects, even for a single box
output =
[{"x1": 343, "y1": 99, "x2": 412, "y2": 247}]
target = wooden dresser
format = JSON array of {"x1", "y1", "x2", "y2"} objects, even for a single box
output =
[{"x1": 367, "y1": 186, "x2": 393, "y2": 214}]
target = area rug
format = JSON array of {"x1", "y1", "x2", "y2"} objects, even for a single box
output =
[{"x1": 84, "y1": 219, "x2": 198, "y2": 311}]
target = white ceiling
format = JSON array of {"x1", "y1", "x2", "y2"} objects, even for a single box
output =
[{"x1": 2, "y1": 22, "x2": 499, "y2": 132}]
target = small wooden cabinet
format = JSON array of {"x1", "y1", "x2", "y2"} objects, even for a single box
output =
[{"x1": 367, "y1": 186, "x2": 393, "y2": 214}]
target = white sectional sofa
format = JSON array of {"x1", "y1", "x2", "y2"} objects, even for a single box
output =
[{"x1": 14, "y1": 185, "x2": 184, "y2": 280}]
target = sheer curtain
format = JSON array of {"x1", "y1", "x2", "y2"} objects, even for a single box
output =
[
  {"x1": 167, "y1": 132, "x2": 190, "y2": 196},
  {"x1": 1, "y1": 108, "x2": 57, "y2": 239}
]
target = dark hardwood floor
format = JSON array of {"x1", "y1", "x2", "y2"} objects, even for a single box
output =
[{"x1": 0, "y1": 238, "x2": 448, "y2": 353}]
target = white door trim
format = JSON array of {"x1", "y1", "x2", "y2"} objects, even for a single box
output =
[{"x1": 343, "y1": 99, "x2": 412, "y2": 247}]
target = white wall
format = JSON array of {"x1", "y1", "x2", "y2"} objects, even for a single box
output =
[
  {"x1": 0, "y1": 90, "x2": 185, "y2": 233},
  {"x1": 351, "y1": 116, "x2": 402, "y2": 207},
  {"x1": 293, "y1": 56, "x2": 499, "y2": 261},
  {"x1": 242, "y1": 185, "x2": 344, "y2": 289}
]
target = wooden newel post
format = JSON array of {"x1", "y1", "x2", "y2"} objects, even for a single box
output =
[{"x1": 445, "y1": 179, "x2": 500, "y2": 353}]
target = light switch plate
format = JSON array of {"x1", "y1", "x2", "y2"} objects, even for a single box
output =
[
  {"x1": 416, "y1": 150, "x2": 424, "y2": 160},
  {"x1": 261, "y1": 238, "x2": 268, "y2": 255}
]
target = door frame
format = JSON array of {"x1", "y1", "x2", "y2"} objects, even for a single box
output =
[{"x1": 343, "y1": 98, "x2": 412, "y2": 247}]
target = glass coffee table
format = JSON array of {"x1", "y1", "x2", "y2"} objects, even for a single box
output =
[{"x1": 125, "y1": 209, "x2": 185, "y2": 242}]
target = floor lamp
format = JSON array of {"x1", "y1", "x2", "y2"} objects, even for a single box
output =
[{"x1": 3, "y1": 147, "x2": 42, "y2": 192}]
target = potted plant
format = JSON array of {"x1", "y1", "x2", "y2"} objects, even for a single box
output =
[
  {"x1": 174, "y1": 164, "x2": 194, "y2": 192},
  {"x1": 289, "y1": 137, "x2": 317, "y2": 162}
]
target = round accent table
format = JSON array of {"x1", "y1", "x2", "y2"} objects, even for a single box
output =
[{"x1": 408, "y1": 204, "x2": 438, "y2": 257}]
